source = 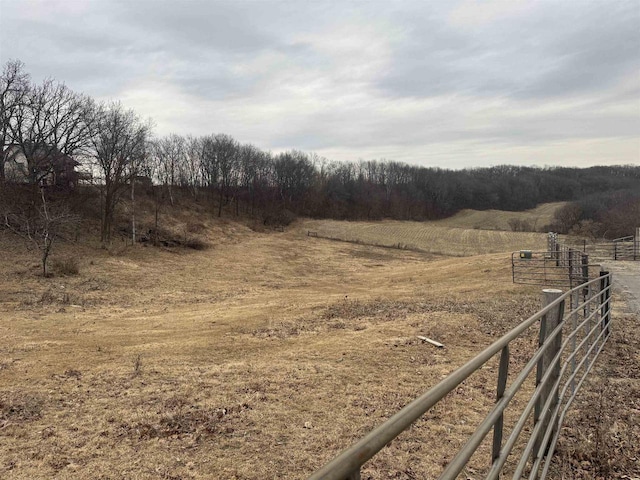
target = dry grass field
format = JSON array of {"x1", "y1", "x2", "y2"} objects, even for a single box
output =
[
  {"x1": 433, "y1": 202, "x2": 565, "y2": 231},
  {"x1": 301, "y1": 219, "x2": 547, "y2": 256},
  {"x1": 0, "y1": 209, "x2": 637, "y2": 479},
  {"x1": 301, "y1": 202, "x2": 566, "y2": 257}
]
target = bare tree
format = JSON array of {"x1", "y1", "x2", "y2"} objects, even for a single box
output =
[
  {"x1": 181, "y1": 135, "x2": 203, "y2": 201},
  {"x1": 127, "y1": 140, "x2": 152, "y2": 245},
  {"x1": 153, "y1": 134, "x2": 186, "y2": 206},
  {"x1": 552, "y1": 203, "x2": 583, "y2": 234},
  {"x1": 201, "y1": 134, "x2": 239, "y2": 216},
  {"x1": 237, "y1": 143, "x2": 263, "y2": 215},
  {"x1": 0, "y1": 60, "x2": 30, "y2": 183},
  {"x1": 200, "y1": 134, "x2": 218, "y2": 193},
  {"x1": 89, "y1": 102, "x2": 150, "y2": 244},
  {"x1": 138, "y1": 139, "x2": 162, "y2": 245},
  {"x1": 8, "y1": 76, "x2": 94, "y2": 188},
  {"x1": 273, "y1": 150, "x2": 315, "y2": 208},
  {"x1": 237, "y1": 147, "x2": 273, "y2": 216},
  {"x1": 211, "y1": 134, "x2": 238, "y2": 217},
  {"x1": 2, "y1": 186, "x2": 79, "y2": 276}
]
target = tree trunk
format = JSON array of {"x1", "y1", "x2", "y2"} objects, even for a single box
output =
[
  {"x1": 101, "y1": 190, "x2": 113, "y2": 245},
  {"x1": 218, "y1": 186, "x2": 224, "y2": 217},
  {"x1": 168, "y1": 183, "x2": 174, "y2": 206},
  {"x1": 101, "y1": 213, "x2": 110, "y2": 245},
  {"x1": 131, "y1": 179, "x2": 136, "y2": 244},
  {"x1": 40, "y1": 188, "x2": 52, "y2": 277},
  {"x1": 42, "y1": 235, "x2": 52, "y2": 277},
  {"x1": 153, "y1": 200, "x2": 160, "y2": 246},
  {"x1": 154, "y1": 193, "x2": 159, "y2": 246}
]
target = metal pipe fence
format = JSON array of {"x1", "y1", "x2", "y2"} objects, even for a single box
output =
[
  {"x1": 608, "y1": 236, "x2": 637, "y2": 261},
  {"x1": 511, "y1": 251, "x2": 599, "y2": 288},
  {"x1": 554, "y1": 228, "x2": 639, "y2": 262},
  {"x1": 308, "y1": 272, "x2": 612, "y2": 480},
  {"x1": 562, "y1": 237, "x2": 638, "y2": 261}
]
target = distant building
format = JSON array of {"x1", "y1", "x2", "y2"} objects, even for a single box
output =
[
  {"x1": 130, "y1": 175, "x2": 154, "y2": 190},
  {"x1": 2, "y1": 143, "x2": 82, "y2": 189}
]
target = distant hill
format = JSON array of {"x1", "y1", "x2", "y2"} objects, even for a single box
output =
[{"x1": 434, "y1": 202, "x2": 565, "y2": 231}]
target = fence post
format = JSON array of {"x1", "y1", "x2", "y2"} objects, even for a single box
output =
[
  {"x1": 492, "y1": 346, "x2": 510, "y2": 462},
  {"x1": 600, "y1": 271, "x2": 611, "y2": 337},
  {"x1": 581, "y1": 253, "x2": 590, "y2": 329},
  {"x1": 534, "y1": 289, "x2": 564, "y2": 458},
  {"x1": 581, "y1": 254, "x2": 589, "y2": 286},
  {"x1": 568, "y1": 249, "x2": 574, "y2": 288},
  {"x1": 570, "y1": 289, "x2": 579, "y2": 395}
]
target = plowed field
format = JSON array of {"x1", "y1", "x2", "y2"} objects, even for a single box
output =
[{"x1": 301, "y1": 219, "x2": 546, "y2": 256}]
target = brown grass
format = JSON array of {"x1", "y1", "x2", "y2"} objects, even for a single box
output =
[
  {"x1": 300, "y1": 218, "x2": 547, "y2": 256},
  {"x1": 0, "y1": 211, "x2": 634, "y2": 479},
  {"x1": 52, "y1": 257, "x2": 80, "y2": 276},
  {"x1": 434, "y1": 202, "x2": 566, "y2": 231}
]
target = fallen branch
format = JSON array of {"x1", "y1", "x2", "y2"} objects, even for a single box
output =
[{"x1": 417, "y1": 336, "x2": 444, "y2": 348}]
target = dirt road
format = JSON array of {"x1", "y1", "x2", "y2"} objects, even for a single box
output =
[
  {"x1": 553, "y1": 261, "x2": 640, "y2": 479},
  {"x1": 603, "y1": 261, "x2": 640, "y2": 314}
]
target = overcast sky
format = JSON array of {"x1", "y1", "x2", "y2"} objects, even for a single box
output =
[{"x1": 1, "y1": 0, "x2": 639, "y2": 169}]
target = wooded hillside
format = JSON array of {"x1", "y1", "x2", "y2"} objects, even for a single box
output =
[{"x1": 2, "y1": 60, "x2": 639, "y2": 256}]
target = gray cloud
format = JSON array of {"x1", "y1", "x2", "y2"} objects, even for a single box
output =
[
  {"x1": 111, "y1": 1, "x2": 277, "y2": 55},
  {"x1": 517, "y1": 2, "x2": 640, "y2": 98},
  {"x1": 1, "y1": 0, "x2": 638, "y2": 168},
  {"x1": 377, "y1": 1, "x2": 640, "y2": 100}
]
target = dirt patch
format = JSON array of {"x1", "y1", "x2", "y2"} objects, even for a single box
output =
[
  {"x1": 604, "y1": 261, "x2": 640, "y2": 313},
  {"x1": 121, "y1": 402, "x2": 251, "y2": 440},
  {"x1": 0, "y1": 392, "x2": 44, "y2": 423}
]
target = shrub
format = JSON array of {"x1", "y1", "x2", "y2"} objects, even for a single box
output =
[
  {"x1": 508, "y1": 218, "x2": 523, "y2": 232},
  {"x1": 509, "y1": 218, "x2": 535, "y2": 232},
  {"x1": 552, "y1": 203, "x2": 583, "y2": 234},
  {"x1": 570, "y1": 219, "x2": 603, "y2": 240},
  {"x1": 263, "y1": 209, "x2": 297, "y2": 227},
  {"x1": 185, "y1": 221, "x2": 207, "y2": 234},
  {"x1": 182, "y1": 237, "x2": 210, "y2": 250},
  {"x1": 52, "y1": 257, "x2": 80, "y2": 276}
]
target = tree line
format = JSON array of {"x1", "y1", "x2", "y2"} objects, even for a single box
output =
[{"x1": 2, "y1": 59, "x2": 639, "y2": 272}]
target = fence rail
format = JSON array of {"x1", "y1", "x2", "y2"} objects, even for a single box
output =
[
  {"x1": 308, "y1": 272, "x2": 612, "y2": 480},
  {"x1": 511, "y1": 251, "x2": 599, "y2": 287},
  {"x1": 598, "y1": 236, "x2": 637, "y2": 261},
  {"x1": 563, "y1": 238, "x2": 638, "y2": 261},
  {"x1": 561, "y1": 227, "x2": 640, "y2": 262}
]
